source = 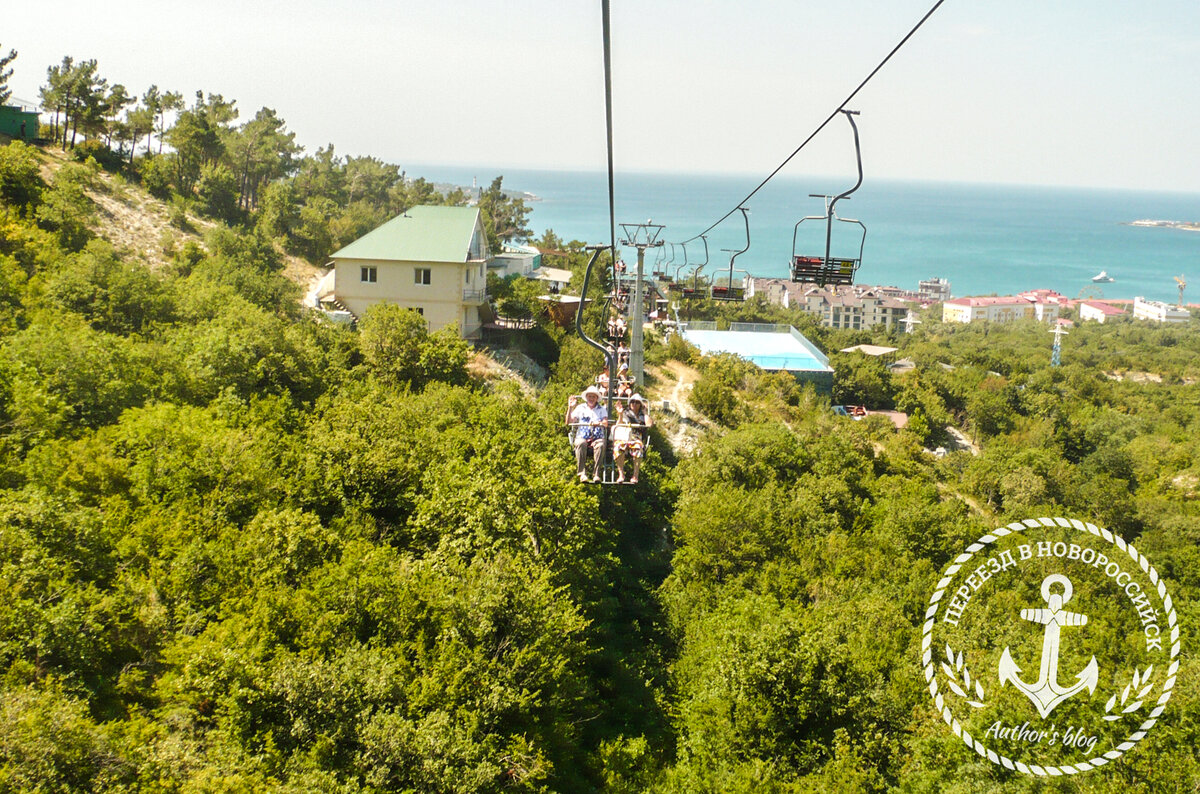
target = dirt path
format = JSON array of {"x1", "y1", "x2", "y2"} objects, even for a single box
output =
[
  {"x1": 936, "y1": 482, "x2": 994, "y2": 521},
  {"x1": 945, "y1": 426, "x2": 980, "y2": 456},
  {"x1": 287, "y1": 256, "x2": 324, "y2": 299},
  {"x1": 645, "y1": 360, "x2": 705, "y2": 456},
  {"x1": 661, "y1": 360, "x2": 699, "y2": 419}
]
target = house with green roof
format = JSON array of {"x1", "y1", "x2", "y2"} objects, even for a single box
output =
[{"x1": 329, "y1": 205, "x2": 491, "y2": 339}]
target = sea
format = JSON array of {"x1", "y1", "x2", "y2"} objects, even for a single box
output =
[{"x1": 416, "y1": 166, "x2": 1200, "y2": 305}]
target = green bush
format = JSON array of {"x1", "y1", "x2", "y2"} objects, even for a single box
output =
[
  {"x1": 136, "y1": 153, "x2": 173, "y2": 199},
  {"x1": 69, "y1": 140, "x2": 125, "y2": 172},
  {"x1": 196, "y1": 162, "x2": 241, "y2": 224},
  {"x1": 0, "y1": 141, "x2": 45, "y2": 210},
  {"x1": 358, "y1": 302, "x2": 470, "y2": 389}
]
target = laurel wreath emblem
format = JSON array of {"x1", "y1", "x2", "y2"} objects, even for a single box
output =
[
  {"x1": 1103, "y1": 666, "x2": 1154, "y2": 721},
  {"x1": 942, "y1": 644, "x2": 985, "y2": 708}
]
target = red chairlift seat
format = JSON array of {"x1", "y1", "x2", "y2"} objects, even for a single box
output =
[
  {"x1": 710, "y1": 285, "x2": 746, "y2": 301},
  {"x1": 790, "y1": 254, "x2": 859, "y2": 286}
]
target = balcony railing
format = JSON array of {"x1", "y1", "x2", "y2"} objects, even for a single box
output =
[{"x1": 462, "y1": 288, "x2": 487, "y2": 303}]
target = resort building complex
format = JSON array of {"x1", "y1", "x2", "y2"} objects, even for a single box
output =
[
  {"x1": 746, "y1": 278, "x2": 915, "y2": 331},
  {"x1": 942, "y1": 290, "x2": 1068, "y2": 324}
]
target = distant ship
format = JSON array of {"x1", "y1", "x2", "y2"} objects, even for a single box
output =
[{"x1": 1092, "y1": 271, "x2": 1115, "y2": 283}]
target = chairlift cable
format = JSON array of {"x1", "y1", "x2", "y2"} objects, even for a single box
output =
[
  {"x1": 680, "y1": 0, "x2": 949, "y2": 244},
  {"x1": 602, "y1": 0, "x2": 618, "y2": 274}
]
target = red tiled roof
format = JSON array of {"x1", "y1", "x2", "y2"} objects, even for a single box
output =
[
  {"x1": 945, "y1": 296, "x2": 1028, "y2": 307},
  {"x1": 1080, "y1": 300, "x2": 1125, "y2": 316}
]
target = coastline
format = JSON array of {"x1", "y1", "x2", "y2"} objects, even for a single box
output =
[{"x1": 1125, "y1": 219, "x2": 1200, "y2": 232}]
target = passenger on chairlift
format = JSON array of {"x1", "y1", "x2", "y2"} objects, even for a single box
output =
[
  {"x1": 614, "y1": 394, "x2": 651, "y2": 484},
  {"x1": 566, "y1": 386, "x2": 609, "y2": 483},
  {"x1": 617, "y1": 364, "x2": 633, "y2": 397}
]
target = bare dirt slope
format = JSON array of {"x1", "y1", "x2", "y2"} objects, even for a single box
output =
[
  {"x1": 39, "y1": 146, "x2": 319, "y2": 285},
  {"x1": 645, "y1": 360, "x2": 708, "y2": 457}
]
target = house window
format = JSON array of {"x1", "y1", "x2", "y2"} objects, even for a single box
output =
[
  {"x1": 414, "y1": 307, "x2": 424, "y2": 316},
  {"x1": 415, "y1": 268, "x2": 431, "y2": 285},
  {"x1": 361, "y1": 266, "x2": 377, "y2": 283}
]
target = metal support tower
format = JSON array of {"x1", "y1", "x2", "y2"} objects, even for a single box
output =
[
  {"x1": 619, "y1": 222, "x2": 664, "y2": 388},
  {"x1": 1050, "y1": 324, "x2": 1068, "y2": 367}
]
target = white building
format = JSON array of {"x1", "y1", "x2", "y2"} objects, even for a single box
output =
[
  {"x1": 746, "y1": 278, "x2": 912, "y2": 331},
  {"x1": 532, "y1": 267, "x2": 573, "y2": 294},
  {"x1": 490, "y1": 244, "x2": 542, "y2": 277},
  {"x1": 1078, "y1": 300, "x2": 1125, "y2": 323},
  {"x1": 919, "y1": 277, "x2": 952, "y2": 302},
  {"x1": 1133, "y1": 297, "x2": 1191, "y2": 324}
]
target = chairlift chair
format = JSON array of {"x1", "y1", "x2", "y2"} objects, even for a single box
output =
[
  {"x1": 677, "y1": 236, "x2": 708, "y2": 298},
  {"x1": 651, "y1": 241, "x2": 671, "y2": 279},
  {"x1": 681, "y1": 262, "x2": 707, "y2": 299},
  {"x1": 663, "y1": 241, "x2": 691, "y2": 293},
  {"x1": 790, "y1": 110, "x2": 867, "y2": 287},
  {"x1": 568, "y1": 244, "x2": 655, "y2": 486},
  {"x1": 712, "y1": 206, "x2": 750, "y2": 301}
]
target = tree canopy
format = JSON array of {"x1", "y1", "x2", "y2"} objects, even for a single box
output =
[{"x1": 2, "y1": 52, "x2": 1198, "y2": 790}]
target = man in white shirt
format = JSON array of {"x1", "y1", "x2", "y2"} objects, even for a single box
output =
[{"x1": 566, "y1": 385, "x2": 608, "y2": 483}]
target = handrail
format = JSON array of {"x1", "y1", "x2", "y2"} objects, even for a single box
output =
[{"x1": 567, "y1": 421, "x2": 650, "y2": 428}]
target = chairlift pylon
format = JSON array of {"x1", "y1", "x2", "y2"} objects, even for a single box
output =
[{"x1": 791, "y1": 110, "x2": 867, "y2": 287}]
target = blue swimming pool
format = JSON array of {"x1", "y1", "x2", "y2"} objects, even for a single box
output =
[{"x1": 681, "y1": 324, "x2": 833, "y2": 383}]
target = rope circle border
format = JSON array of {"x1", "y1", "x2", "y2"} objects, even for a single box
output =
[{"x1": 922, "y1": 517, "x2": 1181, "y2": 776}]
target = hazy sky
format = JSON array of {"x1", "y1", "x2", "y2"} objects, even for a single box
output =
[{"x1": 7, "y1": 0, "x2": 1200, "y2": 191}]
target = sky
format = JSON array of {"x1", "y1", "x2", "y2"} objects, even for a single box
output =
[{"x1": 6, "y1": 0, "x2": 1200, "y2": 192}]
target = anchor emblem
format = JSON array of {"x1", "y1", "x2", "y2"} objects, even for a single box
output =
[{"x1": 998, "y1": 574, "x2": 1099, "y2": 718}]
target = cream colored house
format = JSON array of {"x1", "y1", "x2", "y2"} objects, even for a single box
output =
[{"x1": 329, "y1": 206, "x2": 490, "y2": 339}]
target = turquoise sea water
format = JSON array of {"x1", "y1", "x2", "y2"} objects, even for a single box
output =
[{"x1": 418, "y1": 166, "x2": 1200, "y2": 305}]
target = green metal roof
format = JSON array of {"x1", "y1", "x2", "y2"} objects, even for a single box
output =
[{"x1": 330, "y1": 205, "x2": 483, "y2": 263}]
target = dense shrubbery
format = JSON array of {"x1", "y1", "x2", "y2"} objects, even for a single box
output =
[
  {"x1": 660, "y1": 304, "x2": 1200, "y2": 790},
  {"x1": 0, "y1": 143, "x2": 673, "y2": 791}
]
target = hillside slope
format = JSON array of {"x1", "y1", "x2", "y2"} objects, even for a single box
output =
[{"x1": 36, "y1": 146, "x2": 321, "y2": 288}]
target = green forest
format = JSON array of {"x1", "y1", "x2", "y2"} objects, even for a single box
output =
[{"x1": 0, "y1": 51, "x2": 1198, "y2": 793}]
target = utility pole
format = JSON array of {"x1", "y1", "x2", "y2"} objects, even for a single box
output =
[{"x1": 619, "y1": 221, "x2": 664, "y2": 388}]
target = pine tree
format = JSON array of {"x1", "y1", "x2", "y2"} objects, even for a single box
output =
[{"x1": 0, "y1": 46, "x2": 17, "y2": 105}]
